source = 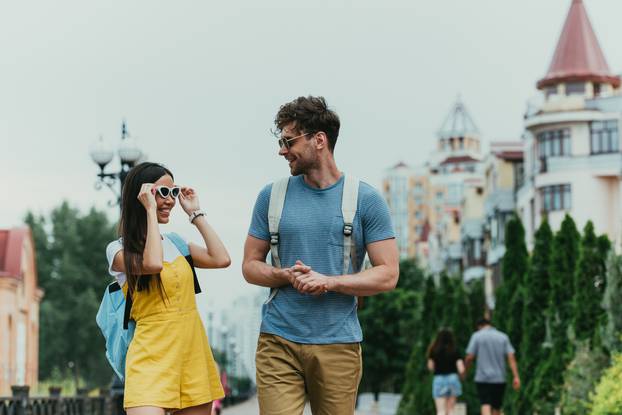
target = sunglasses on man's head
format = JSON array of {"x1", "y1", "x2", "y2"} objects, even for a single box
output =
[{"x1": 154, "y1": 186, "x2": 181, "y2": 199}]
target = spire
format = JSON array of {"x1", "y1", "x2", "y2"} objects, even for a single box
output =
[
  {"x1": 437, "y1": 97, "x2": 479, "y2": 140},
  {"x1": 537, "y1": 0, "x2": 620, "y2": 89}
]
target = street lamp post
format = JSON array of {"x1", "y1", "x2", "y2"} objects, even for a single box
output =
[
  {"x1": 89, "y1": 121, "x2": 142, "y2": 415},
  {"x1": 220, "y1": 326, "x2": 230, "y2": 405},
  {"x1": 89, "y1": 121, "x2": 143, "y2": 206}
]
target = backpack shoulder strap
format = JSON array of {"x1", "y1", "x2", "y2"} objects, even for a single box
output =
[
  {"x1": 166, "y1": 232, "x2": 190, "y2": 256},
  {"x1": 165, "y1": 232, "x2": 201, "y2": 294},
  {"x1": 268, "y1": 177, "x2": 290, "y2": 269},
  {"x1": 342, "y1": 176, "x2": 360, "y2": 275},
  {"x1": 265, "y1": 177, "x2": 290, "y2": 304}
]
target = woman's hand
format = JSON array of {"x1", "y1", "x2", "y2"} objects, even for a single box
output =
[
  {"x1": 138, "y1": 183, "x2": 157, "y2": 212},
  {"x1": 179, "y1": 186, "x2": 201, "y2": 215}
]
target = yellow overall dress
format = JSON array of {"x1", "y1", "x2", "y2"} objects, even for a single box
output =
[{"x1": 123, "y1": 246, "x2": 224, "y2": 409}]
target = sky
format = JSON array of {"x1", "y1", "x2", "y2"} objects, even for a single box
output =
[{"x1": 2, "y1": 0, "x2": 622, "y2": 313}]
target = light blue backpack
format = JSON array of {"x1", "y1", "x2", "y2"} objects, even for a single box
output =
[{"x1": 96, "y1": 232, "x2": 200, "y2": 381}]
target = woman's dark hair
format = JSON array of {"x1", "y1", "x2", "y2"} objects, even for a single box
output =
[
  {"x1": 119, "y1": 162, "x2": 173, "y2": 299},
  {"x1": 274, "y1": 96, "x2": 340, "y2": 152},
  {"x1": 427, "y1": 328, "x2": 457, "y2": 359}
]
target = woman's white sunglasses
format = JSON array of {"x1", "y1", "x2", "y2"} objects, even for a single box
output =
[{"x1": 155, "y1": 186, "x2": 181, "y2": 199}]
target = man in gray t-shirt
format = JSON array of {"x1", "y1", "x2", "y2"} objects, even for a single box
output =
[{"x1": 465, "y1": 318, "x2": 521, "y2": 415}]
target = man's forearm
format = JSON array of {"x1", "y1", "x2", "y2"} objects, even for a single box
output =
[
  {"x1": 329, "y1": 264, "x2": 398, "y2": 296},
  {"x1": 464, "y1": 355, "x2": 474, "y2": 374},
  {"x1": 242, "y1": 259, "x2": 291, "y2": 288},
  {"x1": 508, "y1": 354, "x2": 519, "y2": 378}
]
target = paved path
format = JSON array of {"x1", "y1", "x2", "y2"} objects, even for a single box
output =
[
  {"x1": 221, "y1": 396, "x2": 312, "y2": 415},
  {"x1": 221, "y1": 393, "x2": 399, "y2": 415}
]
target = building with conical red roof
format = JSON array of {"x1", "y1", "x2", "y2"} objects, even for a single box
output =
[
  {"x1": 0, "y1": 227, "x2": 44, "y2": 395},
  {"x1": 537, "y1": 0, "x2": 620, "y2": 93},
  {"x1": 517, "y1": 0, "x2": 622, "y2": 246}
]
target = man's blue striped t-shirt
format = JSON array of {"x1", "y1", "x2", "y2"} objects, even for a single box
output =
[{"x1": 248, "y1": 174, "x2": 395, "y2": 344}]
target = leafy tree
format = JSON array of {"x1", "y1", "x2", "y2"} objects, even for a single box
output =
[
  {"x1": 396, "y1": 258, "x2": 426, "y2": 292},
  {"x1": 360, "y1": 259, "x2": 421, "y2": 399},
  {"x1": 560, "y1": 340, "x2": 609, "y2": 414},
  {"x1": 25, "y1": 202, "x2": 117, "y2": 387},
  {"x1": 589, "y1": 353, "x2": 622, "y2": 414}
]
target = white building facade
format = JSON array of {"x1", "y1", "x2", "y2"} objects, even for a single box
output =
[{"x1": 516, "y1": 0, "x2": 622, "y2": 247}]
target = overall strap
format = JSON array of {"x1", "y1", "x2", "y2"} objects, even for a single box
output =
[
  {"x1": 165, "y1": 232, "x2": 201, "y2": 294},
  {"x1": 266, "y1": 177, "x2": 290, "y2": 303},
  {"x1": 123, "y1": 291, "x2": 132, "y2": 330}
]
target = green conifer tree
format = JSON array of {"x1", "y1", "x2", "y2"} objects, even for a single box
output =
[
  {"x1": 397, "y1": 275, "x2": 437, "y2": 415},
  {"x1": 573, "y1": 221, "x2": 609, "y2": 343},
  {"x1": 531, "y1": 214, "x2": 580, "y2": 412},
  {"x1": 517, "y1": 219, "x2": 553, "y2": 414},
  {"x1": 493, "y1": 215, "x2": 528, "y2": 351},
  {"x1": 601, "y1": 251, "x2": 622, "y2": 353}
]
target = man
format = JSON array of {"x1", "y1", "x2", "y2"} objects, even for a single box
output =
[
  {"x1": 464, "y1": 318, "x2": 521, "y2": 415},
  {"x1": 242, "y1": 96, "x2": 399, "y2": 415}
]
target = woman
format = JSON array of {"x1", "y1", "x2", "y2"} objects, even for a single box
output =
[
  {"x1": 106, "y1": 162, "x2": 230, "y2": 415},
  {"x1": 427, "y1": 328, "x2": 465, "y2": 415}
]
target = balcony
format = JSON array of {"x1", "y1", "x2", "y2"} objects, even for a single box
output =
[
  {"x1": 464, "y1": 266, "x2": 486, "y2": 282},
  {"x1": 543, "y1": 153, "x2": 622, "y2": 177},
  {"x1": 484, "y1": 189, "x2": 515, "y2": 217},
  {"x1": 586, "y1": 95, "x2": 622, "y2": 113},
  {"x1": 486, "y1": 245, "x2": 506, "y2": 266}
]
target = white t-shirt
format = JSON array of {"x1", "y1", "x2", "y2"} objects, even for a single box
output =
[{"x1": 106, "y1": 235, "x2": 187, "y2": 286}]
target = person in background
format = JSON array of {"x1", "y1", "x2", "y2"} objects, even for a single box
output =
[
  {"x1": 427, "y1": 328, "x2": 465, "y2": 415},
  {"x1": 464, "y1": 318, "x2": 521, "y2": 415}
]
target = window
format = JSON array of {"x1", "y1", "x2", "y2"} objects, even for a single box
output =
[
  {"x1": 474, "y1": 240, "x2": 482, "y2": 260},
  {"x1": 590, "y1": 120, "x2": 619, "y2": 154},
  {"x1": 514, "y1": 162, "x2": 525, "y2": 190},
  {"x1": 540, "y1": 184, "x2": 571, "y2": 212},
  {"x1": 566, "y1": 82, "x2": 586, "y2": 95},
  {"x1": 537, "y1": 129, "x2": 571, "y2": 158},
  {"x1": 545, "y1": 86, "x2": 557, "y2": 98}
]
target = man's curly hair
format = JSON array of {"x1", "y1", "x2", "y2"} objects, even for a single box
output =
[{"x1": 274, "y1": 96, "x2": 340, "y2": 152}]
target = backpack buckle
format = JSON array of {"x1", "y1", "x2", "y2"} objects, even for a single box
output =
[
  {"x1": 270, "y1": 232, "x2": 280, "y2": 245},
  {"x1": 343, "y1": 223, "x2": 353, "y2": 236}
]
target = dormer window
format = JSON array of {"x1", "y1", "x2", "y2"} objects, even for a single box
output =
[
  {"x1": 566, "y1": 82, "x2": 586, "y2": 95},
  {"x1": 545, "y1": 86, "x2": 557, "y2": 98}
]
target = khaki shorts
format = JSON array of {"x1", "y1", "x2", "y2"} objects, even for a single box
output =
[{"x1": 255, "y1": 333, "x2": 362, "y2": 415}]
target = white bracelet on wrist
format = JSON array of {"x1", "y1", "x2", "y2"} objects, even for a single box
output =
[{"x1": 188, "y1": 210, "x2": 205, "y2": 224}]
